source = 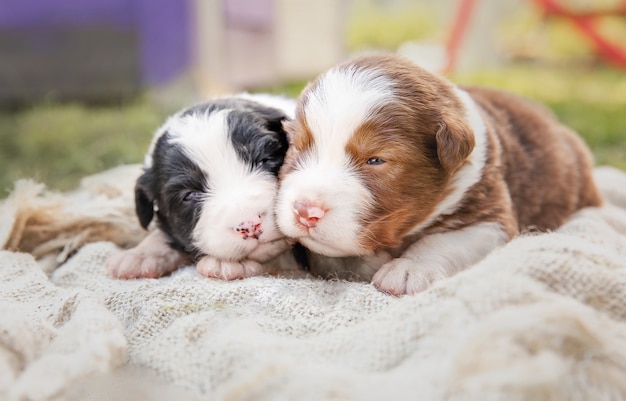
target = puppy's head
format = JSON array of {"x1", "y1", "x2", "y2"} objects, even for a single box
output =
[
  {"x1": 136, "y1": 96, "x2": 292, "y2": 260},
  {"x1": 276, "y1": 54, "x2": 483, "y2": 256}
]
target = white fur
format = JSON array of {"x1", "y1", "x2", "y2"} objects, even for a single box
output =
[
  {"x1": 372, "y1": 222, "x2": 508, "y2": 295},
  {"x1": 196, "y1": 254, "x2": 264, "y2": 280},
  {"x1": 276, "y1": 66, "x2": 394, "y2": 256},
  {"x1": 276, "y1": 161, "x2": 372, "y2": 256},
  {"x1": 144, "y1": 93, "x2": 296, "y2": 169},
  {"x1": 408, "y1": 88, "x2": 488, "y2": 234},
  {"x1": 236, "y1": 92, "x2": 296, "y2": 119},
  {"x1": 165, "y1": 110, "x2": 285, "y2": 261}
]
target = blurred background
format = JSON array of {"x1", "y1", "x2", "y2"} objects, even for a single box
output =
[{"x1": 0, "y1": 0, "x2": 625, "y2": 193}]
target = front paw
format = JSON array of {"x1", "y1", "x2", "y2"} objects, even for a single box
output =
[
  {"x1": 196, "y1": 255, "x2": 265, "y2": 280},
  {"x1": 106, "y1": 248, "x2": 188, "y2": 279},
  {"x1": 246, "y1": 238, "x2": 290, "y2": 263},
  {"x1": 371, "y1": 258, "x2": 449, "y2": 295}
]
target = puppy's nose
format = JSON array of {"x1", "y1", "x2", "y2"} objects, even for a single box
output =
[
  {"x1": 235, "y1": 215, "x2": 263, "y2": 239},
  {"x1": 293, "y1": 201, "x2": 326, "y2": 228}
]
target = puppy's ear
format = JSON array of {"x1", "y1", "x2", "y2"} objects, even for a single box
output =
[
  {"x1": 135, "y1": 169, "x2": 156, "y2": 230},
  {"x1": 256, "y1": 107, "x2": 291, "y2": 154},
  {"x1": 435, "y1": 120, "x2": 475, "y2": 173},
  {"x1": 252, "y1": 106, "x2": 289, "y2": 134}
]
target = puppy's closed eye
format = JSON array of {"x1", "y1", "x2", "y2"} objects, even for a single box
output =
[{"x1": 182, "y1": 191, "x2": 203, "y2": 203}]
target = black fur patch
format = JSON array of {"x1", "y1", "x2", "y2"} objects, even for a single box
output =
[
  {"x1": 152, "y1": 135, "x2": 207, "y2": 255},
  {"x1": 227, "y1": 110, "x2": 289, "y2": 176}
]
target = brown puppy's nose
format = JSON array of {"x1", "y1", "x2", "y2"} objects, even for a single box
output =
[{"x1": 293, "y1": 201, "x2": 326, "y2": 228}]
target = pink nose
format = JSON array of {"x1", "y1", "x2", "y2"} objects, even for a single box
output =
[
  {"x1": 235, "y1": 216, "x2": 263, "y2": 239},
  {"x1": 293, "y1": 201, "x2": 326, "y2": 228}
]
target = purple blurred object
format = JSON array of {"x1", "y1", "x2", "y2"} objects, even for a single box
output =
[{"x1": 0, "y1": 0, "x2": 191, "y2": 101}]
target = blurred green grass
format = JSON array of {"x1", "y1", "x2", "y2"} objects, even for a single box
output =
[{"x1": 0, "y1": 100, "x2": 170, "y2": 195}]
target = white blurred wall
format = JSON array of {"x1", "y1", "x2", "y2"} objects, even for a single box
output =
[{"x1": 193, "y1": 0, "x2": 347, "y2": 96}]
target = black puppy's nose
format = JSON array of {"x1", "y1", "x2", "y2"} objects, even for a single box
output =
[{"x1": 234, "y1": 215, "x2": 263, "y2": 239}]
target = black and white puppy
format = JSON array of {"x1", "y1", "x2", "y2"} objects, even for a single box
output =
[{"x1": 106, "y1": 94, "x2": 296, "y2": 280}]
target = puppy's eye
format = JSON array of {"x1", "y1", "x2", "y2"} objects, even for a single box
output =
[
  {"x1": 258, "y1": 157, "x2": 278, "y2": 169},
  {"x1": 366, "y1": 157, "x2": 385, "y2": 165},
  {"x1": 182, "y1": 191, "x2": 202, "y2": 203}
]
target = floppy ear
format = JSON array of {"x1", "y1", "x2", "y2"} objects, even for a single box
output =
[
  {"x1": 255, "y1": 106, "x2": 291, "y2": 153},
  {"x1": 435, "y1": 120, "x2": 475, "y2": 173},
  {"x1": 135, "y1": 169, "x2": 156, "y2": 229},
  {"x1": 258, "y1": 108, "x2": 290, "y2": 135}
]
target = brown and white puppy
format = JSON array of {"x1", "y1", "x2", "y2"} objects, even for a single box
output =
[{"x1": 276, "y1": 54, "x2": 602, "y2": 295}]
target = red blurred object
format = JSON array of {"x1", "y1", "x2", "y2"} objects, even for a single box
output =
[
  {"x1": 533, "y1": 0, "x2": 626, "y2": 68},
  {"x1": 444, "y1": 0, "x2": 477, "y2": 74},
  {"x1": 445, "y1": 0, "x2": 626, "y2": 73}
]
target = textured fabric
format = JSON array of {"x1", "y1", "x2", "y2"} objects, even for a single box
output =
[{"x1": 1, "y1": 166, "x2": 626, "y2": 401}]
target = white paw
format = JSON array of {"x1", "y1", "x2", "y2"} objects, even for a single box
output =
[
  {"x1": 246, "y1": 238, "x2": 290, "y2": 263},
  {"x1": 371, "y1": 258, "x2": 449, "y2": 296},
  {"x1": 196, "y1": 255, "x2": 265, "y2": 280},
  {"x1": 106, "y1": 247, "x2": 189, "y2": 279}
]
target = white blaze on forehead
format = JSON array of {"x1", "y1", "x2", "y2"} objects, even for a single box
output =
[
  {"x1": 302, "y1": 65, "x2": 395, "y2": 161},
  {"x1": 166, "y1": 110, "x2": 258, "y2": 192}
]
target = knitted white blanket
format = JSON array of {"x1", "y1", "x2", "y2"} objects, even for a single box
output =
[{"x1": 2, "y1": 165, "x2": 626, "y2": 401}]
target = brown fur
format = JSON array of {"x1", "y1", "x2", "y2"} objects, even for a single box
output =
[
  {"x1": 414, "y1": 85, "x2": 604, "y2": 252},
  {"x1": 284, "y1": 54, "x2": 602, "y2": 257},
  {"x1": 467, "y1": 86, "x2": 602, "y2": 231}
]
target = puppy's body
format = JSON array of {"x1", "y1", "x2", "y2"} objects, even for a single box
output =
[
  {"x1": 277, "y1": 54, "x2": 602, "y2": 295},
  {"x1": 107, "y1": 94, "x2": 296, "y2": 280}
]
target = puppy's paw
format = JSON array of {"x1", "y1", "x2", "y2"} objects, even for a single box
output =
[
  {"x1": 106, "y1": 247, "x2": 189, "y2": 279},
  {"x1": 247, "y1": 238, "x2": 290, "y2": 263},
  {"x1": 371, "y1": 258, "x2": 449, "y2": 295},
  {"x1": 196, "y1": 255, "x2": 265, "y2": 280}
]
